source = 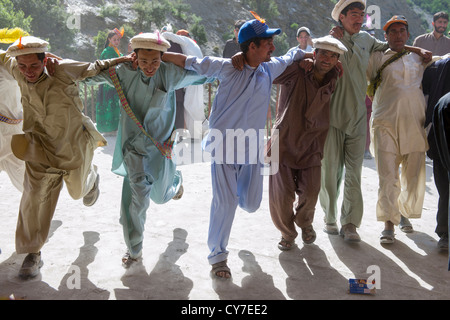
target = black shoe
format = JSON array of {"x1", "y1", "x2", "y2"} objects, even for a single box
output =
[
  {"x1": 438, "y1": 234, "x2": 449, "y2": 251},
  {"x1": 19, "y1": 252, "x2": 43, "y2": 279}
]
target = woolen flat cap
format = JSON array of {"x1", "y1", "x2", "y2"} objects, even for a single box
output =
[
  {"x1": 6, "y1": 36, "x2": 48, "y2": 57},
  {"x1": 297, "y1": 26, "x2": 311, "y2": 37},
  {"x1": 130, "y1": 32, "x2": 171, "y2": 52},
  {"x1": 313, "y1": 36, "x2": 348, "y2": 55}
]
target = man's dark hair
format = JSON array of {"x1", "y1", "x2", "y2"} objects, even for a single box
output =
[
  {"x1": 240, "y1": 36, "x2": 272, "y2": 55},
  {"x1": 36, "y1": 52, "x2": 46, "y2": 62},
  {"x1": 433, "y1": 11, "x2": 449, "y2": 22},
  {"x1": 385, "y1": 22, "x2": 409, "y2": 34},
  {"x1": 340, "y1": 2, "x2": 365, "y2": 19}
]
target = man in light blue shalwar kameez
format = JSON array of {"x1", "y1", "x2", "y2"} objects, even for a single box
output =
[
  {"x1": 86, "y1": 32, "x2": 209, "y2": 266},
  {"x1": 164, "y1": 16, "x2": 307, "y2": 279}
]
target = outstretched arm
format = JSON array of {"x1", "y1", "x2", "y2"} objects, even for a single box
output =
[
  {"x1": 162, "y1": 52, "x2": 187, "y2": 68},
  {"x1": 405, "y1": 45, "x2": 432, "y2": 64}
]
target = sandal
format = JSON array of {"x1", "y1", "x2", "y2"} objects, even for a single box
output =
[
  {"x1": 122, "y1": 251, "x2": 141, "y2": 268},
  {"x1": 172, "y1": 185, "x2": 184, "y2": 200},
  {"x1": 380, "y1": 229, "x2": 395, "y2": 244},
  {"x1": 399, "y1": 216, "x2": 413, "y2": 233},
  {"x1": 278, "y1": 237, "x2": 295, "y2": 251},
  {"x1": 211, "y1": 260, "x2": 231, "y2": 279},
  {"x1": 302, "y1": 225, "x2": 317, "y2": 244}
]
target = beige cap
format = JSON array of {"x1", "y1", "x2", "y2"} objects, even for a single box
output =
[
  {"x1": 331, "y1": 0, "x2": 366, "y2": 22},
  {"x1": 297, "y1": 26, "x2": 311, "y2": 37},
  {"x1": 313, "y1": 36, "x2": 348, "y2": 55},
  {"x1": 130, "y1": 32, "x2": 171, "y2": 52},
  {"x1": 6, "y1": 36, "x2": 48, "y2": 57}
]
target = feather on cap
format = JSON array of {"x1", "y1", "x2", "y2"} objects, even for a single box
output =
[{"x1": 6, "y1": 36, "x2": 49, "y2": 57}]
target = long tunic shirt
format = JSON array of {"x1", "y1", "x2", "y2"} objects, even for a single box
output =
[
  {"x1": 85, "y1": 62, "x2": 208, "y2": 178},
  {"x1": 185, "y1": 48, "x2": 305, "y2": 165},
  {"x1": 413, "y1": 32, "x2": 450, "y2": 56},
  {"x1": 0, "y1": 51, "x2": 112, "y2": 171},
  {"x1": 329, "y1": 31, "x2": 387, "y2": 135},
  {"x1": 367, "y1": 50, "x2": 441, "y2": 155},
  {"x1": 272, "y1": 64, "x2": 339, "y2": 169}
]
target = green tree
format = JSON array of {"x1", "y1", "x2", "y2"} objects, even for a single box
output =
[
  {"x1": 132, "y1": 0, "x2": 173, "y2": 32},
  {"x1": 242, "y1": 0, "x2": 280, "y2": 20},
  {"x1": 190, "y1": 14, "x2": 207, "y2": 46},
  {"x1": 273, "y1": 32, "x2": 289, "y2": 57},
  {"x1": 0, "y1": 0, "x2": 31, "y2": 51},
  {"x1": 11, "y1": 0, "x2": 76, "y2": 55},
  {"x1": 408, "y1": 0, "x2": 450, "y2": 15},
  {"x1": 0, "y1": 0, "x2": 31, "y2": 32},
  {"x1": 171, "y1": 0, "x2": 191, "y2": 21}
]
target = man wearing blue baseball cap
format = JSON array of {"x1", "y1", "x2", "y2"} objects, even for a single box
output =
[{"x1": 163, "y1": 12, "x2": 311, "y2": 279}]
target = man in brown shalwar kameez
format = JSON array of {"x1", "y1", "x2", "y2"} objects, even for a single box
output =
[{"x1": 268, "y1": 36, "x2": 347, "y2": 250}]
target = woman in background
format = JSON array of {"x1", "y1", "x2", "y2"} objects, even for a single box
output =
[{"x1": 96, "y1": 28, "x2": 124, "y2": 134}]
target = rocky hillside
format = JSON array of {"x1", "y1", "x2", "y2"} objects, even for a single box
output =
[{"x1": 64, "y1": 0, "x2": 432, "y2": 61}]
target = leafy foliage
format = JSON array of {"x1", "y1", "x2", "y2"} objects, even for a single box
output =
[
  {"x1": 241, "y1": 0, "x2": 280, "y2": 20},
  {"x1": 407, "y1": 0, "x2": 450, "y2": 16},
  {"x1": 10, "y1": 0, "x2": 76, "y2": 55},
  {"x1": 0, "y1": 0, "x2": 31, "y2": 50}
]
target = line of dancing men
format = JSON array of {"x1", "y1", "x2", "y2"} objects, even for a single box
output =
[{"x1": 1, "y1": 0, "x2": 449, "y2": 280}]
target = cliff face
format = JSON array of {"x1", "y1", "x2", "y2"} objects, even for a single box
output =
[{"x1": 64, "y1": 0, "x2": 430, "y2": 61}]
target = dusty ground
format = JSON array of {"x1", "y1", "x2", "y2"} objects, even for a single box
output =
[{"x1": 0, "y1": 136, "x2": 449, "y2": 302}]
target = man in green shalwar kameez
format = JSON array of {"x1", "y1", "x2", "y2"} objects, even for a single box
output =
[
  {"x1": 320, "y1": 0, "x2": 430, "y2": 241},
  {"x1": 86, "y1": 32, "x2": 209, "y2": 267}
]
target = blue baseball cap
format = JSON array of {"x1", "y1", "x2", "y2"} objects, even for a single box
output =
[{"x1": 238, "y1": 19, "x2": 281, "y2": 44}]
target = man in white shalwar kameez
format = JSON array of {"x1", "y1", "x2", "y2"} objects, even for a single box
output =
[
  {"x1": 367, "y1": 16, "x2": 446, "y2": 243},
  {"x1": 0, "y1": 65, "x2": 24, "y2": 192}
]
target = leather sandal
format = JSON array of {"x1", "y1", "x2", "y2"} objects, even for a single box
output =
[
  {"x1": 278, "y1": 237, "x2": 295, "y2": 251},
  {"x1": 302, "y1": 225, "x2": 316, "y2": 244},
  {"x1": 211, "y1": 260, "x2": 231, "y2": 279}
]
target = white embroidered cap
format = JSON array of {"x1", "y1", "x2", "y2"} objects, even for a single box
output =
[
  {"x1": 130, "y1": 32, "x2": 171, "y2": 52},
  {"x1": 313, "y1": 36, "x2": 348, "y2": 55},
  {"x1": 6, "y1": 36, "x2": 49, "y2": 57}
]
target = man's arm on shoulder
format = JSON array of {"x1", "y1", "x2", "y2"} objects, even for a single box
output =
[
  {"x1": 269, "y1": 47, "x2": 306, "y2": 79},
  {"x1": 61, "y1": 54, "x2": 133, "y2": 82},
  {"x1": 405, "y1": 45, "x2": 432, "y2": 64},
  {"x1": 184, "y1": 55, "x2": 226, "y2": 79},
  {"x1": 162, "y1": 52, "x2": 187, "y2": 68}
]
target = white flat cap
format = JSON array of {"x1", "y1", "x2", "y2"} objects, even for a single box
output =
[
  {"x1": 6, "y1": 36, "x2": 48, "y2": 57},
  {"x1": 297, "y1": 26, "x2": 311, "y2": 37},
  {"x1": 313, "y1": 36, "x2": 348, "y2": 55},
  {"x1": 130, "y1": 32, "x2": 171, "y2": 52},
  {"x1": 331, "y1": 0, "x2": 366, "y2": 22}
]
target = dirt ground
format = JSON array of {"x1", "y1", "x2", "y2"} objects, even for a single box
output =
[{"x1": 0, "y1": 136, "x2": 449, "y2": 302}]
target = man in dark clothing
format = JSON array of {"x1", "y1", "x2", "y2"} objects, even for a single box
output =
[
  {"x1": 423, "y1": 57, "x2": 450, "y2": 250},
  {"x1": 432, "y1": 92, "x2": 450, "y2": 271},
  {"x1": 223, "y1": 20, "x2": 245, "y2": 58}
]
